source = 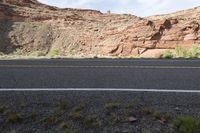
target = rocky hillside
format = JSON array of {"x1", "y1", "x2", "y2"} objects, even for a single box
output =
[{"x1": 0, "y1": 0, "x2": 200, "y2": 58}]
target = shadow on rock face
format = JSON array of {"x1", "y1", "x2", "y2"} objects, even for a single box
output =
[
  {"x1": 0, "y1": 3, "x2": 20, "y2": 54},
  {"x1": 0, "y1": 21, "x2": 15, "y2": 54}
]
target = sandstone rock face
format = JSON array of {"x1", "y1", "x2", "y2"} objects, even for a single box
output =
[{"x1": 0, "y1": 0, "x2": 200, "y2": 57}]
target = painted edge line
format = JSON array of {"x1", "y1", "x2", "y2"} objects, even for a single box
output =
[{"x1": 0, "y1": 88, "x2": 200, "y2": 93}]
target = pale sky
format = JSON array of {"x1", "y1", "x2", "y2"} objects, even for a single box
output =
[{"x1": 38, "y1": 0, "x2": 200, "y2": 17}]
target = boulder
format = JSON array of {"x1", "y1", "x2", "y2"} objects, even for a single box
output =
[
  {"x1": 140, "y1": 49, "x2": 167, "y2": 58},
  {"x1": 184, "y1": 33, "x2": 197, "y2": 40}
]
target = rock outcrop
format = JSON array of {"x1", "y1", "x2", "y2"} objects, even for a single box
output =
[{"x1": 0, "y1": 0, "x2": 200, "y2": 58}]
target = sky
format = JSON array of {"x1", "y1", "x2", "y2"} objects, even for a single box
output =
[{"x1": 38, "y1": 0, "x2": 200, "y2": 17}]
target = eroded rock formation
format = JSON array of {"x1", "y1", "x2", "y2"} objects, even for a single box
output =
[{"x1": 0, "y1": 0, "x2": 200, "y2": 57}]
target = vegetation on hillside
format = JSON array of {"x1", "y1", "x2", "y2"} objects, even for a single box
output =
[{"x1": 162, "y1": 44, "x2": 200, "y2": 59}]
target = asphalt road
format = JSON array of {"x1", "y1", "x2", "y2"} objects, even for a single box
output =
[
  {"x1": 0, "y1": 58, "x2": 200, "y2": 89},
  {"x1": 1, "y1": 58, "x2": 200, "y2": 132}
]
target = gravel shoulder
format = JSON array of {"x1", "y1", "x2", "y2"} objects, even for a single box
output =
[{"x1": 0, "y1": 91, "x2": 199, "y2": 133}]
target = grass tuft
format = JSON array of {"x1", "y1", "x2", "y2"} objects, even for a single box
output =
[
  {"x1": 63, "y1": 128, "x2": 79, "y2": 133},
  {"x1": 142, "y1": 128, "x2": 152, "y2": 133},
  {"x1": 5, "y1": 112, "x2": 22, "y2": 124},
  {"x1": 172, "y1": 116, "x2": 200, "y2": 133},
  {"x1": 49, "y1": 48, "x2": 59, "y2": 57},
  {"x1": 109, "y1": 112, "x2": 120, "y2": 124},
  {"x1": 141, "y1": 107, "x2": 152, "y2": 115},
  {"x1": 30, "y1": 108, "x2": 38, "y2": 120},
  {"x1": 69, "y1": 111, "x2": 82, "y2": 120},
  {"x1": 13, "y1": 48, "x2": 23, "y2": 55},
  {"x1": 126, "y1": 101, "x2": 137, "y2": 109},
  {"x1": 175, "y1": 46, "x2": 188, "y2": 58},
  {"x1": 73, "y1": 102, "x2": 86, "y2": 112},
  {"x1": 42, "y1": 113, "x2": 58, "y2": 125},
  {"x1": 57, "y1": 101, "x2": 68, "y2": 110},
  {"x1": 84, "y1": 115, "x2": 101, "y2": 128},
  {"x1": 0, "y1": 105, "x2": 7, "y2": 114},
  {"x1": 59, "y1": 122, "x2": 69, "y2": 129},
  {"x1": 191, "y1": 44, "x2": 200, "y2": 58},
  {"x1": 152, "y1": 111, "x2": 162, "y2": 120},
  {"x1": 8, "y1": 130, "x2": 16, "y2": 133},
  {"x1": 105, "y1": 103, "x2": 121, "y2": 110},
  {"x1": 162, "y1": 50, "x2": 173, "y2": 59}
]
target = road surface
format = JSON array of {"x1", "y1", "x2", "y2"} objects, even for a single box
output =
[
  {"x1": 0, "y1": 58, "x2": 200, "y2": 89},
  {"x1": 1, "y1": 59, "x2": 200, "y2": 132}
]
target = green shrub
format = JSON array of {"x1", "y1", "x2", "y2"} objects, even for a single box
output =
[
  {"x1": 141, "y1": 107, "x2": 152, "y2": 115},
  {"x1": 152, "y1": 111, "x2": 162, "y2": 120},
  {"x1": 6, "y1": 112, "x2": 22, "y2": 124},
  {"x1": 14, "y1": 48, "x2": 23, "y2": 55},
  {"x1": 0, "y1": 52, "x2": 4, "y2": 56},
  {"x1": 174, "y1": 44, "x2": 200, "y2": 58},
  {"x1": 63, "y1": 128, "x2": 78, "y2": 133},
  {"x1": 173, "y1": 116, "x2": 200, "y2": 133},
  {"x1": 142, "y1": 128, "x2": 151, "y2": 133},
  {"x1": 126, "y1": 101, "x2": 137, "y2": 109},
  {"x1": 43, "y1": 114, "x2": 58, "y2": 125},
  {"x1": 68, "y1": 111, "x2": 82, "y2": 120},
  {"x1": 162, "y1": 50, "x2": 173, "y2": 59},
  {"x1": 0, "y1": 105, "x2": 7, "y2": 114},
  {"x1": 8, "y1": 130, "x2": 16, "y2": 133},
  {"x1": 84, "y1": 115, "x2": 101, "y2": 128},
  {"x1": 124, "y1": 108, "x2": 136, "y2": 116},
  {"x1": 105, "y1": 103, "x2": 121, "y2": 110},
  {"x1": 191, "y1": 44, "x2": 200, "y2": 58},
  {"x1": 57, "y1": 101, "x2": 68, "y2": 110},
  {"x1": 93, "y1": 55, "x2": 98, "y2": 59},
  {"x1": 73, "y1": 102, "x2": 85, "y2": 112},
  {"x1": 59, "y1": 122, "x2": 79, "y2": 133},
  {"x1": 175, "y1": 46, "x2": 188, "y2": 58},
  {"x1": 69, "y1": 102, "x2": 86, "y2": 120},
  {"x1": 30, "y1": 108, "x2": 37, "y2": 120},
  {"x1": 109, "y1": 112, "x2": 120, "y2": 124},
  {"x1": 59, "y1": 122, "x2": 69, "y2": 129},
  {"x1": 162, "y1": 112, "x2": 172, "y2": 122},
  {"x1": 20, "y1": 102, "x2": 27, "y2": 108},
  {"x1": 122, "y1": 129, "x2": 132, "y2": 133},
  {"x1": 49, "y1": 48, "x2": 59, "y2": 57}
]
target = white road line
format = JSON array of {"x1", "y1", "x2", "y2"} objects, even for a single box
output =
[{"x1": 0, "y1": 88, "x2": 200, "y2": 93}]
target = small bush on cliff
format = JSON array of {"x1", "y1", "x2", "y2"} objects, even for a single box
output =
[
  {"x1": 175, "y1": 46, "x2": 188, "y2": 58},
  {"x1": 49, "y1": 48, "x2": 59, "y2": 57},
  {"x1": 14, "y1": 48, "x2": 23, "y2": 55},
  {"x1": 174, "y1": 44, "x2": 200, "y2": 58},
  {"x1": 162, "y1": 50, "x2": 173, "y2": 59},
  {"x1": 0, "y1": 52, "x2": 4, "y2": 56},
  {"x1": 191, "y1": 44, "x2": 200, "y2": 58}
]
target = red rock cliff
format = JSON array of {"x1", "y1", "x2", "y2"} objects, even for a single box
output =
[{"x1": 0, "y1": 0, "x2": 200, "y2": 58}]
